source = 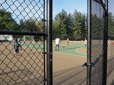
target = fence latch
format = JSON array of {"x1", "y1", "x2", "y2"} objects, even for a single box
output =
[
  {"x1": 82, "y1": 62, "x2": 94, "y2": 69},
  {"x1": 42, "y1": 52, "x2": 47, "y2": 54},
  {"x1": 42, "y1": 19, "x2": 47, "y2": 22}
]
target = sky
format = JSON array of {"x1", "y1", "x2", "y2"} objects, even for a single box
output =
[{"x1": 53, "y1": 0, "x2": 87, "y2": 18}]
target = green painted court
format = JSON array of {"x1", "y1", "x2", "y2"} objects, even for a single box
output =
[{"x1": 20, "y1": 43, "x2": 87, "y2": 57}]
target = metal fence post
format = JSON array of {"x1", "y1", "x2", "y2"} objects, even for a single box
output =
[
  {"x1": 102, "y1": 0, "x2": 108, "y2": 85},
  {"x1": 87, "y1": 0, "x2": 91, "y2": 85},
  {"x1": 43, "y1": 1, "x2": 46, "y2": 85},
  {"x1": 47, "y1": 0, "x2": 53, "y2": 85}
]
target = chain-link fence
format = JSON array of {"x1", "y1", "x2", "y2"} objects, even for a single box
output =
[
  {"x1": 90, "y1": 0, "x2": 104, "y2": 85},
  {"x1": 107, "y1": 0, "x2": 114, "y2": 85},
  {"x1": 0, "y1": 0, "x2": 45, "y2": 32},
  {"x1": 86, "y1": 0, "x2": 108, "y2": 85},
  {"x1": 0, "y1": 0, "x2": 47, "y2": 85}
]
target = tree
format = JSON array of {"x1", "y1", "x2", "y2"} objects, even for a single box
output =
[
  {"x1": 25, "y1": 19, "x2": 37, "y2": 32},
  {"x1": 66, "y1": 13, "x2": 74, "y2": 34},
  {"x1": 84, "y1": 14, "x2": 88, "y2": 38},
  {"x1": 53, "y1": 9, "x2": 68, "y2": 39},
  {"x1": 19, "y1": 18, "x2": 45, "y2": 41},
  {"x1": 108, "y1": 12, "x2": 114, "y2": 37},
  {"x1": 72, "y1": 10, "x2": 85, "y2": 40},
  {"x1": 19, "y1": 19, "x2": 26, "y2": 31},
  {"x1": 36, "y1": 20, "x2": 45, "y2": 32},
  {"x1": 54, "y1": 9, "x2": 68, "y2": 34},
  {"x1": 91, "y1": 14, "x2": 104, "y2": 39},
  {"x1": 0, "y1": 9, "x2": 18, "y2": 30},
  {"x1": 53, "y1": 9, "x2": 87, "y2": 40},
  {"x1": 52, "y1": 21, "x2": 59, "y2": 34}
]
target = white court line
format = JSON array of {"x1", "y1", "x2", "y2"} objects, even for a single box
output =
[
  {"x1": 76, "y1": 48, "x2": 87, "y2": 55},
  {"x1": 54, "y1": 51, "x2": 86, "y2": 58},
  {"x1": 53, "y1": 44, "x2": 87, "y2": 57},
  {"x1": 54, "y1": 46, "x2": 87, "y2": 57},
  {"x1": 108, "y1": 56, "x2": 114, "y2": 59},
  {"x1": 25, "y1": 43, "x2": 86, "y2": 57}
]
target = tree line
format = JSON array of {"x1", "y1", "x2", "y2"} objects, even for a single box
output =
[
  {"x1": 52, "y1": 9, "x2": 87, "y2": 40},
  {"x1": 0, "y1": 9, "x2": 44, "y2": 32},
  {"x1": 0, "y1": 9, "x2": 114, "y2": 40}
]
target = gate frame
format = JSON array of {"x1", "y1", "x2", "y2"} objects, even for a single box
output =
[
  {"x1": 102, "y1": 0, "x2": 108, "y2": 85},
  {"x1": 46, "y1": 0, "x2": 53, "y2": 85},
  {"x1": 0, "y1": 0, "x2": 50, "y2": 85},
  {"x1": 87, "y1": 0, "x2": 91, "y2": 85}
]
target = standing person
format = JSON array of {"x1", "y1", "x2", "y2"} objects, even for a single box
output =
[
  {"x1": 17, "y1": 36, "x2": 22, "y2": 50},
  {"x1": 55, "y1": 37, "x2": 60, "y2": 51},
  {"x1": 84, "y1": 38, "x2": 87, "y2": 48},
  {"x1": 67, "y1": 38, "x2": 69, "y2": 45},
  {"x1": 14, "y1": 39, "x2": 19, "y2": 56}
]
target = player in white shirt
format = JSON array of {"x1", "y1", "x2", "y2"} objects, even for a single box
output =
[{"x1": 55, "y1": 37, "x2": 60, "y2": 51}]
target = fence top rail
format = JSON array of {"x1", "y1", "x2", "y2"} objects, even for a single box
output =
[{"x1": 0, "y1": 30, "x2": 47, "y2": 36}]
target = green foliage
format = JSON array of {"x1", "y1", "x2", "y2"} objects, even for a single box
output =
[
  {"x1": 1, "y1": 8, "x2": 114, "y2": 41},
  {"x1": 19, "y1": 19, "x2": 45, "y2": 41},
  {"x1": 53, "y1": 9, "x2": 87, "y2": 40},
  {"x1": 19, "y1": 19, "x2": 37, "y2": 32},
  {"x1": 54, "y1": 9, "x2": 67, "y2": 34},
  {"x1": 53, "y1": 9, "x2": 114, "y2": 40},
  {"x1": 72, "y1": 10, "x2": 85, "y2": 39},
  {"x1": 19, "y1": 19, "x2": 45, "y2": 32},
  {"x1": 0, "y1": 9, "x2": 18, "y2": 30},
  {"x1": 108, "y1": 12, "x2": 114, "y2": 36},
  {"x1": 52, "y1": 21, "x2": 59, "y2": 34}
]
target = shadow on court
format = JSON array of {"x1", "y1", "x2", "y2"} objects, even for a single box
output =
[{"x1": 53, "y1": 66, "x2": 86, "y2": 85}]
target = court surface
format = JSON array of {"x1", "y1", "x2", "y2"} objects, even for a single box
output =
[
  {"x1": 0, "y1": 42, "x2": 87, "y2": 85},
  {"x1": 52, "y1": 43, "x2": 87, "y2": 85}
]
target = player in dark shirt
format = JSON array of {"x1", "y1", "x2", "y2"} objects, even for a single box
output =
[{"x1": 14, "y1": 40, "x2": 19, "y2": 56}]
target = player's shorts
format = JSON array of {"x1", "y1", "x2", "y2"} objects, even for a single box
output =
[
  {"x1": 85, "y1": 44, "x2": 86, "y2": 46},
  {"x1": 67, "y1": 41, "x2": 69, "y2": 43},
  {"x1": 15, "y1": 49, "x2": 19, "y2": 52},
  {"x1": 19, "y1": 44, "x2": 21, "y2": 47},
  {"x1": 56, "y1": 44, "x2": 59, "y2": 47}
]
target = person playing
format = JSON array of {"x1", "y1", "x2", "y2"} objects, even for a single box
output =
[
  {"x1": 14, "y1": 39, "x2": 19, "y2": 56},
  {"x1": 17, "y1": 36, "x2": 22, "y2": 50},
  {"x1": 84, "y1": 38, "x2": 87, "y2": 48},
  {"x1": 55, "y1": 37, "x2": 60, "y2": 51},
  {"x1": 67, "y1": 38, "x2": 69, "y2": 45}
]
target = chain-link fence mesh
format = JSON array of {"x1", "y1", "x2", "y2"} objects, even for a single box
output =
[
  {"x1": 107, "y1": 0, "x2": 114, "y2": 85},
  {"x1": 90, "y1": 0, "x2": 104, "y2": 85},
  {"x1": 0, "y1": 0, "x2": 45, "y2": 32},
  {"x1": 0, "y1": 0, "x2": 46, "y2": 85}
]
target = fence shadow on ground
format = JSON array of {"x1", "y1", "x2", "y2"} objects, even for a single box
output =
[
  {"x1": 53, "y1": 66, "x2": 86, "y2": 85},
  {"x1": 107, "y1": 56, "x2": 114, "y2": 85}
]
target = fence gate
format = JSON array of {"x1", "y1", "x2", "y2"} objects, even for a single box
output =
[
  {"x1": 0, "y1": 0, "x2": 53, "y2": 85},
  {"x1": 84, "y1": 0, "x2": 108, "y2": 85}
]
